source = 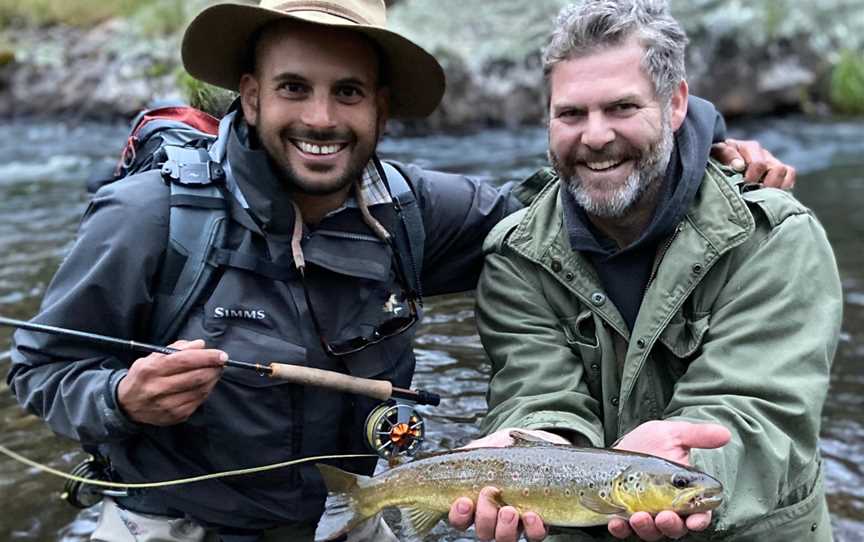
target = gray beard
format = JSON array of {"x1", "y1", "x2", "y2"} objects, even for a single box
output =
[{"x1": 558, "y1": 120, "x2": 675, "y2": 219}]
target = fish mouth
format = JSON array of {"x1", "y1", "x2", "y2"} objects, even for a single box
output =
[{"x1": 671, "y1": 487, "x2": 723, "y2": 511}]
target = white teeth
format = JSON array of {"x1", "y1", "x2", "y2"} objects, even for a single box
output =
[
  {"x1": 296, "y1": 141, "x2": 343, "y2": 155},
  {"x1": 586, "y1": 160, "x2": 622, "y2": 171}
]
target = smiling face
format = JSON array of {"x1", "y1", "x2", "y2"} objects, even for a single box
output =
[
  {"x1": 547, "y1": 38, "x2": 687, "y2": 218},
  {"x1": 240, "y1": 22, "x2": 389, "y2": 198}
]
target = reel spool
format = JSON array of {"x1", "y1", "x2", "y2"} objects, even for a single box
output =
[
  {"x1": 365, "y1": 402, "x2": 426, "y2": 460},
  {"x1": 61, "y1": 456, "x2": 127, "y2": 509}
]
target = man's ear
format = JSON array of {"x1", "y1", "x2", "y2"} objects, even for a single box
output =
[
  {"x1": 670, "y1": 79, "x2": 689, "y2": 131},
  {"x1": 376, "y1": 87, "x2": 390, "y2": 137},
  {"x1": 239, "y1": 74, "x2": 260, "y2": 126}
]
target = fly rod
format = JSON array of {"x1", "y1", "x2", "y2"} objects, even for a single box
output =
[{"x1": 0, "y1": 316, "x2": 439, "y2": 406}]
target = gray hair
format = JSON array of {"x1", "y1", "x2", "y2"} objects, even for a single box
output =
[{"x1": 542, "y1": 0, "x2": 688, "y2": 101}]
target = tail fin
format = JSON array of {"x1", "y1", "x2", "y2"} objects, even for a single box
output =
[{"x1": 314, "y1": 464, "x2": 374, "y2": 541}]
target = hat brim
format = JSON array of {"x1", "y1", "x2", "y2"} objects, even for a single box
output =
[{"x1": 181, "y1": 3, "x2": 445, "y2": 119}]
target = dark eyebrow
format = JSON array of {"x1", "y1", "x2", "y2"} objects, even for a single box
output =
[
  {"x1": 608, "y1": 95, "x2": 643, "y2": 106},
  {"x1": 272, "y1": 72, "x2": 308, "y2": 84},
  {"x1": 335, "y1": 76, "x2": 372, "y2": 89}
]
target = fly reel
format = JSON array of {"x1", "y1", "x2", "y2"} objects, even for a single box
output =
[
  {"x1": 365, "y1": 402, "x2": 426, "y2": 460},
  {"x1": 61, "y1": 455, "x2": 127, "y2": 509}
]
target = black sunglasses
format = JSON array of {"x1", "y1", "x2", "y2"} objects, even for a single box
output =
[{"x1": 299, "y1": 241, "x2": 419, "y2": 358}]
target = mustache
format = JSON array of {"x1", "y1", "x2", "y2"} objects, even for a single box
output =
[
  {"x1": 281, "y1": 127, "x2": 354, "y2": 143},
  {"x1": 569, "y1": 141, "x2": 640, "y2": 164}
]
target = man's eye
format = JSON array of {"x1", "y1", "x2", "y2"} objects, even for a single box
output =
[
  {"x1": 557, "y1": 109, "x2": 584, "y2": 120},
  {"x1": 278, "y1": 82, "x2": 308, "y2": 95},
  {"x1": 336, "y1": 86, "x2": 364, "y2": 102},
  {"x1": 612, "y1": 103, "x2": 638, "y2": 113}
]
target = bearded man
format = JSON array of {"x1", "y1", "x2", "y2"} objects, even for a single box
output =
[{"x1": 449, "y1": 1, "x2": 841, "y2": 541}]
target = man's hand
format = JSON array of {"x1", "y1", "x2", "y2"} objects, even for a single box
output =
[
  {"x1": 608, "y1": 420, "x2": 731, "y2": 541},
  {"x1": 117, "y1": 339, "x2": 227, "y2": 426},
  {"x1": 711, "y1": 138, "x2": 796, "y2": 190},
  {"x1": 448, "y1": 428, "x2": 566, "y2": 542}
]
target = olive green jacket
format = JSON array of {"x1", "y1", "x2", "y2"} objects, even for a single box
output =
[{"x1": 476, "y1": 161, "x2": 841, "y2": 540}]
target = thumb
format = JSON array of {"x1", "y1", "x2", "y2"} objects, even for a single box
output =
[{"x1": 678, "y1": 423, "x2": 731, "y2": 450}]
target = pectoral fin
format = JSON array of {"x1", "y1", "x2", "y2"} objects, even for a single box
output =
[
  {"x1": 580, "y1": 494, "x2": 627, "y2": 516},
  {"x1": 399, "y1": 507, "x2": 445, "y2": 539}
]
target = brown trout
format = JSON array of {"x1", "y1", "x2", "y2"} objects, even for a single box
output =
[{"x1": 314, "y1": 432, "x2": 722, "y2": 541}]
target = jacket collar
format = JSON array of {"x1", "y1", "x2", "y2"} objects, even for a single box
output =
[{"x1": 505, "y1": 163, "x2": 755, "y2": 336}]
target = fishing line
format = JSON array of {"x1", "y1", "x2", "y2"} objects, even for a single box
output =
[{"x1": 0, "y1": 443, "x2": 376, "y2": 489}]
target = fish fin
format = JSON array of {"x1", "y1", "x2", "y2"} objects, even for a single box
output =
[
  {"x1": 508, "y1": 429, "x2": 559, "y2": 447},
  {"x1": 399, "y1": 507, "x2": 445, "y2": 540},
  {"x1": 580, "y1": 494, "x2": 627, "y2": 516},
  {"x1": 314, "y1": 464, "x2": 374, "y2": 541}
]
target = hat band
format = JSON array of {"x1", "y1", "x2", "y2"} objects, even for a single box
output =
[{"x1": 273, "y1": 1, "x2": 374, "y2": 25}]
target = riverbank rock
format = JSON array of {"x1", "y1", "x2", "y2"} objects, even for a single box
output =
[{"x1": 0, "y1": 0, "x2": 861, "y2": 127}]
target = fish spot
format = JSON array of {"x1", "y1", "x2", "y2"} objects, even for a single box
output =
[
  {"x1": 579, "y1": 490, "x2": 585, "y2": 497},
  {"x1": 588, "y1": 482, "x2": 595, "y2": 489},
  {"x1": 544, "y1": 488, "x2": 551, "y2": 496},
  {"x1": 564, "y1": 489, "x2": 572, "y2": 497},
  {"x1": 522, "y1": 488, "x2": 530, "y2": 497},
  {"x1": 599, "y1": 490, "x2": 607, "y2": 498}
]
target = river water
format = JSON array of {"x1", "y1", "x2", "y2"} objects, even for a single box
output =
[{"x1": 0, "y1": 117, "x2": 862, "y2": 541}]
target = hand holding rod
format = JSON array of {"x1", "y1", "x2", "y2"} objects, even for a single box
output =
[{"x1": 0, "y1": 316, "x2": 440, "y2": 406}]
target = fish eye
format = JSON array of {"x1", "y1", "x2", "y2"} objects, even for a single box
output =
[{"x1": 671, "y1": 474, "x2": 692, "y2": 489}]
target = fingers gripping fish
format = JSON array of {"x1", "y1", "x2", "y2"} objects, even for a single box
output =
[{"x1": 315, "y1": 430, "x2": 723, "y2": 540}]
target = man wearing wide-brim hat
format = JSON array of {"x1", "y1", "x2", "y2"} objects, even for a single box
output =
[{"x1": 7, "y1": 1, "x2": 795, "y2": 541}]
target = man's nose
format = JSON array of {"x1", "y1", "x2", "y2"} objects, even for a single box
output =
[
  {"x1": 580, "y1": 112, "x2": 615, "y2": 150},
  {"x1": 300, "y1": 94, "x2": 337, "y2": 129}
]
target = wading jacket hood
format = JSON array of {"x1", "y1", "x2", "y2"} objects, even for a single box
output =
[{"x1": 477, "y1": 164, "x2": 841, "y2": 540}]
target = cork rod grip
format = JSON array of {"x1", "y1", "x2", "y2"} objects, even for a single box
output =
[{"x1": 268, "y1": 362, "x2": 393, "y2": 401}]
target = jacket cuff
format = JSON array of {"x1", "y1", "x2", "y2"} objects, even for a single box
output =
[
  {"x1": 516, "y1": 411, "x2": 604, "y2": 447},
  {"x1": 103, "y1": 369, "x2": 141, "y2": 436}
]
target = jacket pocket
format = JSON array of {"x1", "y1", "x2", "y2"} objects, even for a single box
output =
[
  {"x1": 725, "y1": 461, "x2": 830, "y2": 541},
  {"x1": 658, "y1": 310, "x2": 710, "y2": 359},
  {"x1": 560, "y1": 310, "x2": 602, "y2": 399}
]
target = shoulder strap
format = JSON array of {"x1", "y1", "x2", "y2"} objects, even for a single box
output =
[
  {"x1": 381, "y1": 161, "x2": 425, "y2": 300},
  {"x1": 148, "y1": 145, "x2": 229, "y2": 344}
]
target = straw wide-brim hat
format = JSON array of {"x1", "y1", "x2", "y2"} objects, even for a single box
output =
[{"x1": 182, "y1": 0, "x2": 445, "y2": 119}]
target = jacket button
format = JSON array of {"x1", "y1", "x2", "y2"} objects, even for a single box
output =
[
  {"x1": 565, "y1": 272, "x2": 575, "y2": 281},
  {"x1": 610, "y1": 396, "x2": 619, "y2": 406},
  {"x1": 591, "y1": 363, "x2": 600, "y2": 372},
  {"x1": 692, "y1": 263, "x2": 703, "y2": 274},
  {"x1": 551, "y1": 260, "x2": 563, "y2": 272},
  {"x1": 811, "y1": 523, "x2": 818, "y2": 532},
  {"x1": 636, "y1": 338, "x2": 647, "y2": 349},
  {"x1": 591, "y1": 292, "x2": 606, "y2": 306}
]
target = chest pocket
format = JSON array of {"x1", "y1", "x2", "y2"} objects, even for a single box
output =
[
  {"x1": 560, "y1": 310, "x2": 603, "y2": 399},
  {"x1": 657, "y1": 308, "x2": 710, "y2": 378}
]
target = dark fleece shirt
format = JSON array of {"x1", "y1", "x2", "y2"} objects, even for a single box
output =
[{"x1": 561, "y1": 96, "x2": 725, "y2": 331}]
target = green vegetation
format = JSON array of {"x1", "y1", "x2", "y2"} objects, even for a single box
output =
[
  {"x1": 831, "y1": 49, "x2": 864, "y2": 115},
  {"x1": 176, "y1": 68, "x2": 237, "y2": 116},
  {"x1": 0, "y1": 0, "x2": 138, "y2": 28},
  {"x1": 0, "y1": 0, "x2": 217, "y2": 32}
]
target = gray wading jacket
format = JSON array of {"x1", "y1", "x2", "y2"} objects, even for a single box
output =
[{"x1": 7, "y1": 116, "x2": 534, "y2": 531}]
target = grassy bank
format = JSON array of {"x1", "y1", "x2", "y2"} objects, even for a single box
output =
[{"x1": 0, "y1": 0, "x2": 216, "y2": 33}]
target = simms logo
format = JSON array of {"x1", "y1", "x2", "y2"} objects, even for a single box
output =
[{"x1": 213, "y1": 307, "x2": 267, "y2": 320}]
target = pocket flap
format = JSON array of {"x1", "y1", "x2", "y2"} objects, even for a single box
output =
[{"x1": 658, "y1": 311, "x2": 710, "y2": 358}]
